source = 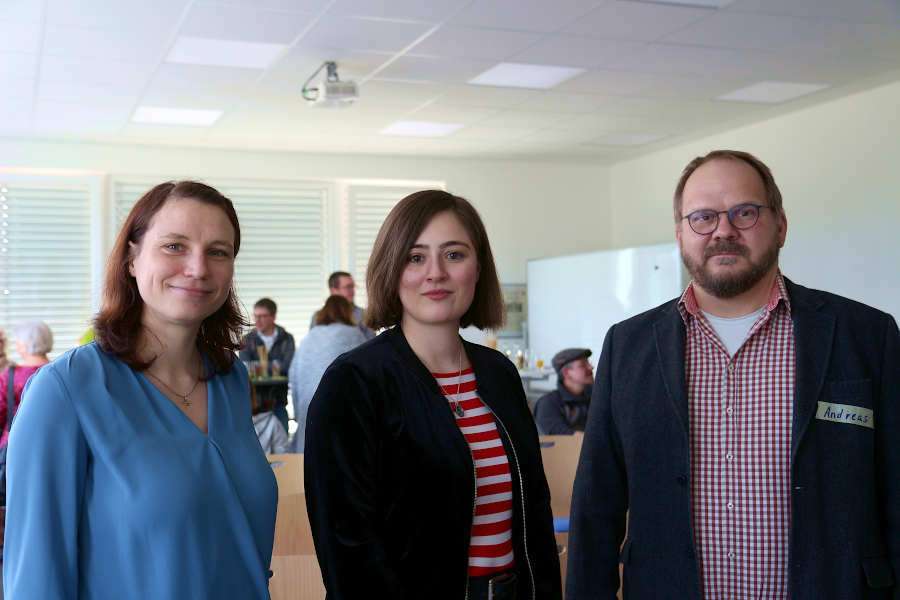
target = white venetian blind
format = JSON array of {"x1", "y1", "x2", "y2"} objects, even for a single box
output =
[
  {"x1": 347, "y1": 184, "x2": 431, "y2": 307},
  {"x1": 113, "y1": 178, "x2": 329, "y2": 340},
  {"x1": 0, "y1": 181, "x2": 93, "y2": 359}
]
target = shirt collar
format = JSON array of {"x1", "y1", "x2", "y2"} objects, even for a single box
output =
[{"x1": 677, "y1": 271, "x2": 792, "y2": 325}]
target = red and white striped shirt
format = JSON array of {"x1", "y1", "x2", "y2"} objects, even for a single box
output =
[
  {"x1": 679, "y1": 274, "x2": 794, "y2": 600},
  {"x1": 433, "y1": 367, "x2": 516, "y2": 577}
]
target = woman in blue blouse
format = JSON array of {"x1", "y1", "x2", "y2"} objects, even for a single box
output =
[{"x1": 3, "y1": 181, "x2": 278, "y2": 599}]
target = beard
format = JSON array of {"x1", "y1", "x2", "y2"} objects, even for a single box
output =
[{"x1": 681, "y1": 237, "x2": 780, "y2": 299}]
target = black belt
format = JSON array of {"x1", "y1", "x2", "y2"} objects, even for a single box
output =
[{"x1": 467, "y1": 571, "x2": 517, "y2": 600}]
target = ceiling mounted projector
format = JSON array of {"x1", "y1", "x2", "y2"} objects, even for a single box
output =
[{"x1": 302, "y1": 61, "x2": 359, "y2": 108}]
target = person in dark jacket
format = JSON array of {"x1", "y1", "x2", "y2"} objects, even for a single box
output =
[
  {"x1": 304, "y1": 190, "x2": 561, "y2": 600},
  {"x1": 567, "y1": 150, "x2": 900, "y2": 600},
  {"x1": 239, "y1": 297, "x2": 295, "y2": 431},
  {"x1": 534, "y1": 348, "x2": 593, "y2": 435}
]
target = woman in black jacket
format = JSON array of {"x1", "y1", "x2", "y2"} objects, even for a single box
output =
[{"x1": 304, "y1": 190, "x2": 561, "y2": 600}]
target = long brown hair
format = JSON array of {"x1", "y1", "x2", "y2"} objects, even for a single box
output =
[
  {"x1": 94, "y1": 181, "x2": 248, "y2": 374},
  {"x1": 365, "y1": 190, "x2": 504, "y2": 331},
  {"x1": 315, "y1": 295, "x2": 355, "y2": 326}
]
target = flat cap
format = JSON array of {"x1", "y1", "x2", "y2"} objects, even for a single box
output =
[{"x1": 551, "y1": 348, "x2": 592, "y2": 374}]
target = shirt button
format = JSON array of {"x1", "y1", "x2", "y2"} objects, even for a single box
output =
[
  {"x1": 726, "y1": 453, "x2": 734, "y2": 461},
  {"x1": 727, "y1": 502, "x2": 734, "y2": 510},
  {"x1": 728, "y1": 551, "x2": 736, "y2": 559},
  {"x1": 727, "y1": 364, "x2": 735, "y2": 373},
  {"x1": 726, "y1": 407, "x2": 734, "y2": 415}
]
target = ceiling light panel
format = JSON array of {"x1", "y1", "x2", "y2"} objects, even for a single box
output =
[
  {"x1": 381, "y1": 120, "x2": 463, "y2": 137},
  {"x1": 132, "y1": 106, "x2": 224, "y2": 126},
  {"x1": 166, "y1": 36, "x2": 287, "y2": 69},
  {"x1": 469, "y1": 63, "x2": 585, "y2": 90},
  {"x1": 717, "y1": 81, "x2": 830, "y2": 103}
]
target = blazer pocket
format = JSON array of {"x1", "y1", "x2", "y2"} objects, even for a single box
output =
[{"x1": 862, "y1": 556, "x2": 894, "y2": 588}]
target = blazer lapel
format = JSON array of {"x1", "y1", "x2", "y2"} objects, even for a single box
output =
[
  {"x1": 787, "y1": 280, "x2": 835, "y2": 463},
  {"x1": 653, "y1": 306, "x2": 689, "y2": 439}
]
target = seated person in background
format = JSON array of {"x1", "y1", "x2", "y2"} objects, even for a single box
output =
[
  {"x1": 534, "y1": 348, "x2": 594, "y2": 435},
  {"x1": 289, "y1": 295, "x2": 367, "y2": 452},
  {"x1": 250, "y1": 385, "x2": 289, "y2": 455},
  {"x1": 239, "y1": 297, "x2": 295, "y2": 431},
  {"x1": 309, "y1": 271, "x2": 376, "y2": 340}
]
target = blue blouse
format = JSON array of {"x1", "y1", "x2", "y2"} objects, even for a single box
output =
[{"x1": 2, "y1": 343, "x2": 278, "y2": 599}]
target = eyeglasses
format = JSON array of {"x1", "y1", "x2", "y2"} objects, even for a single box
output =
[{"x1": 681, "y1": 203, "x2": 772, "y2": 235}]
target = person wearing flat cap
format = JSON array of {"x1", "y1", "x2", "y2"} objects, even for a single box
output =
[{"x1": 533, "y1": 348, "x2": 594, "y2": 435}]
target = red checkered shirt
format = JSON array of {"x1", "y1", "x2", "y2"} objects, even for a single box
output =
[{"x1": 679, "y1": 274, "x2": 795, "y2": 599}]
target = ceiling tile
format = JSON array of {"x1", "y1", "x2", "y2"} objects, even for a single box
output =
[
  {"x1": 0, "y1": 95, "x2": 33, "y2": 134},
  {"x1": 611, "y1": 43, "x2": 769, "y2": 77},
  {"x1": 451, "y1": 125, "x2": 539, "y2": 142},
  {"x1": 6, "y1": 23, "x2": 42, "y2": 54},
  {"x1": 520, "y1": 91, "x2": 609, "y2": 113},
  {"x1": 40, "y1": 55, "x2": 152, "y2": 92},
  {"x1": 180, "y1": 2, "x2": 317, "y2": 44},
  {"x1": 46, "y1": 0, "x2": 189, "y2": 31},
  {"x1": 375, "y1": 55, "x2": 496, "y2": 84},
  {"x1": 216, "y1": 0, "x2": 331, "y2": 11},
  {"x1": 662, "y1": 12, "x2": 844, "y2": 51},
  {"x1": 412, "y1": 27, "x2": 544, "y2": 61},
  {"x1": 404, "y1": 103, "x2": 499, "y2": 125},
  {"x1": 0, "y1": 53, "x2": 38, "y2": 81},
  {"x1": 265, "y1": 47, "x2": 392, "y2": 86},
  {"x1": 38, "y1": 80, "x2": 140, "y2": 108},
  {"x1": 0, "y1": 0, "x2": 43, "y2": 23},
  {"x1": 511, "y1": 35, "x2": 646, "y2": 70},
  {"x1": 299, "y1": 16, "x2": 434, "y2": 53},
  {"x1": 120, "y1": 123, "x2": 213, "y2": 141},
  {"x1": 325, "y1": 0, "x2": 471, "y2": 22},
  {"x1": 449, "y1": 0, "x2": 602, "y2": 33},
  {"x1": 435, "y1": 85, "x2": 540, "y2": 109},
  {"x1": 33, "y1": 100, "x2": 131, "y2": 134},
  {"x1": 150, "y1": 63, "x2": 262, "y2": 96},
  {"x1": 480, "y1": 109, "x2": 573, "y2": 129},
  {"x1": 725, "y1": 0, "x2": 900, "y2": 25},
  {"x1": 356, "y1": 80, "x2": 446, "y2": 110},
  {"x1": 563, "y1": 1, "x2": 712, "y2": 42},
  {"x1": 43, "y1": 25, "x2": 167, "y2": 63}
]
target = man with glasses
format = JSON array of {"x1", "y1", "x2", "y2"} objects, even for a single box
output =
[
  {"x1": 240, "y1": 297, "x2": 295, "y2": 432},
  {"x1": 567, "y1": 150, "x2": 899, "y2": 599}
]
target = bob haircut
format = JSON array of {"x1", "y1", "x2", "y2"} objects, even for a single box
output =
[
  {"x1": 94, "y1": 181, "x2": 247, "y2": 375},
  {"x1": 673, "y1": 149, "x2": 784, "y2": 222},
  {"x1": 315, "y1": 295, "x2": 355, "y2": 327},
  {"x1": 365, "y1": 190, "x2": 504, "y2": 331}
]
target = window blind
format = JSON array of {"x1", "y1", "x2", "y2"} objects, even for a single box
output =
[{"x1": 0, "y1": 181, "x2": 93, "y2": 359}]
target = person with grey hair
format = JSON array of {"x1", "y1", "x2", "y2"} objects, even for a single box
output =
[{"x1": 0, "y1": 321, "x2": 52, "y2": 447}]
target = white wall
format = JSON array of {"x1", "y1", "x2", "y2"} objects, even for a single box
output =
[
  {"x1": 0, "y1": 139, "x2": 613, "y2": 284},
  {"x1": 608, "y1": 79, "x2": 900, "y2": 319}
]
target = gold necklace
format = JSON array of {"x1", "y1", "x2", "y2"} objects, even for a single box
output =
[{"x1": 145, "y1": 358, "x2": 202, "y2": 408}]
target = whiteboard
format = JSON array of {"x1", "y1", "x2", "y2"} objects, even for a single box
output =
[{"x1": 527, "y1": 243, "x2": 686, "y2": 368}]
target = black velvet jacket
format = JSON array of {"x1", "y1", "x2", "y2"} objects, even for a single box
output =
[{"x1": 304, "y1": 326, "x2": 562, "y2": 600}]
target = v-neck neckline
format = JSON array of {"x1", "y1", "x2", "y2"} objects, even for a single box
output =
[{"x1": 137, "y1": 358, "x2": 214, "y2": 439}]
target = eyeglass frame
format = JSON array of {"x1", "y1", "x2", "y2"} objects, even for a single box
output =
[{"x1": 680, "y1": 202, "x2": 774, "y2": 235}]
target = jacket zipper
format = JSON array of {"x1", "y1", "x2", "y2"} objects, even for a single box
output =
[
  {"x1": 464, "y1": 442, "x2": 477, "y2": 600},
  {"x1": 484, "y1": 405, "x2": 537, "y2": 600}
]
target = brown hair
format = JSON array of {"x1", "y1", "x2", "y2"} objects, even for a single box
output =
[
  {"x1": 315, "y1": 295, "x2": 355, "y2": 326},
  {"x1": 365, "y1": 190, "x2": 504, "y2": 330},
  {"x1": 327, "y1": 271, "x2": 352, "y2": 290},
  {"x1": 673, "y1": 149, "x2": 784, "y2": 222},
  {"x1": 94, "y1": 181, "x2": 247, "y2": 374}
]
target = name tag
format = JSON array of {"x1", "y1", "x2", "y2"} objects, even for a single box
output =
[{"x1": 816, "y1": 402, "x2": 874, "y2": 429}]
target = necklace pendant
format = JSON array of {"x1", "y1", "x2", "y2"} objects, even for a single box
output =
[
  {"x1": 453, "y1": 402, "x2": 465, "y2": 417},
  {"x1": 181, "y1": 397, "x2": 191, "y2": 408}
]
